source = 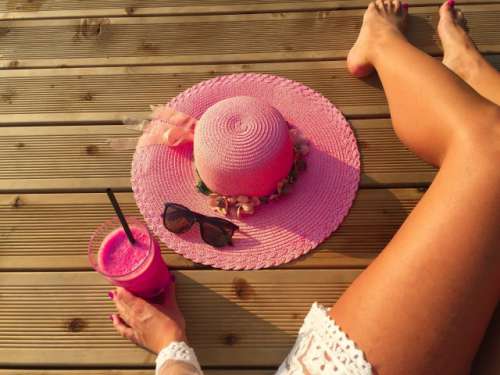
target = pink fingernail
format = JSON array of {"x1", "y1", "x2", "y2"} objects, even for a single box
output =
[
  {"x1": 447, "y1": 0, "x2": 455, "y2": 7},
  {"x1": 108, "y1": 291, "x2": 114, "y2": 300}
]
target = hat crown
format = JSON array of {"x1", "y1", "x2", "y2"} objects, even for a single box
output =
[{"x1": 194, "y1": 96, "x2": 293, "y2": 197}]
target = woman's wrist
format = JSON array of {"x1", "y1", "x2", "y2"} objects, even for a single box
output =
[
  {"x1": 154, "y1": 327, "x2": 187, "y2": 354},
  {"x1": 155, "y1": 341, "x2": 202, "y2": 375}
]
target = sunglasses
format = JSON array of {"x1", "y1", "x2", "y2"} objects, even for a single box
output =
[{"x1": 162, "y1": 203, "x2": 239, "y2": 248}]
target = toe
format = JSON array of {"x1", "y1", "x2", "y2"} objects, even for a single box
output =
[
  {"x1": 393, "y1": 0, "x2": 401, "y2": 12},
  {"x1": 364, "y1": 2, "x2": 379, "y2": 20},
  {"x1": 439, "y1": 1, "x2": 454, "y2": 21},
  {"x1": 376, "y1": 0, "x2": 385, "y2": 11},
  {"x1": 367, "y1": 1, "x2": 379, "y2": 13},
  {"x1": 456, "y1": 9, "x2": 469, "y2": 31}
]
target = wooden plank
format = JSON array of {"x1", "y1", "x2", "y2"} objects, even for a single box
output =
[
  {"x1": 0, "y1": 58, "x2": 498, "y2": 123},
  {"x1": 0, "y1": 57, "x2": 486, "y2": 125},
  {"x1": 0, "y1": 290, "x2": 494, "y2": 375},
  {"x1": 0, "y1": 270, "x2": 360, "y2": 366},
  {"x1": 0, "y1": 188, "x2": 422, "y2": 270},
  {"x1": 0, "y1": 5, "x2": 499, "y2": 68},
  {"x1": 0, "y1": 121, "x2": 434, "y2": 191},
  {"x1": 0, "y1": 60, "x2": 385, "y2": 123},
  {"x1": 0, "y1": 0, "x2": 498, "y2": 20},
  {"x1": 0, "y1": 62, "x2": 356, "y2": 122},
  {"x1": 0, "y1": 125, "x2": 136, "y2": 192},
  {"x1": 0, "y1": 61, "x2": 389, "y2": 122}
]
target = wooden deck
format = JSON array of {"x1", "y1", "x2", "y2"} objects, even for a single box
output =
[{"x1": 0, "y1": 1, "x2": 498, "y2": 373}]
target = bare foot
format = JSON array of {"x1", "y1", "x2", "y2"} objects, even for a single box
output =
[
  {"x1": 438, "y1": 1, "x2": 482, "y2": 81},
  {"x1": 347, "y1": 0, "x2": 408, "y2": 77}
]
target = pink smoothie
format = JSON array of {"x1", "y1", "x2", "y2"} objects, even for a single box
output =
[{"x1": 97, "y1": 225, "x2": 171, "y2": 299}]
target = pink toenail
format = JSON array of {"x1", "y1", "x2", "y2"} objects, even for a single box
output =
[{"x1": 447, "y1": 0, "x2": 455, "y2": 7}]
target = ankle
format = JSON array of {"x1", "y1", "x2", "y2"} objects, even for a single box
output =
[
  {"x1": 446, "y1": 49, "x2": 483, "y2": 82},
  {"x1": 461, "y1": 55, "x2": 491, "y2": 87},
  {"x1": 369, "y1": 31, "x2": 408, "y2": 66}
]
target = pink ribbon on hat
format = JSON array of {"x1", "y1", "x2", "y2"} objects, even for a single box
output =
[
  {"x1": 108, "y1": 106, "x2": 197, "y2": 151},
  {"x1": 138, "y1": 105, "x2": 197, "y2": 148}
]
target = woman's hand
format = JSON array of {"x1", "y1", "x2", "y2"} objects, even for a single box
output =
[{"x1": 109, "y1": 281, "x2": 186, "y2": 354}]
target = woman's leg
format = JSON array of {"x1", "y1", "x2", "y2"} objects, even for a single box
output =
[
  {"x1": 438, "y1": 2, "x2": 500, "y2": 105},
  {"x1": 348, "y1": 0, "x2": 498, "y2": 167},
  {"x1": 333, "y1": 2, "x2": 500, "y2": 374},
  {"x1": 438, "y1": 7, "x2": 500, "y2": 373}
]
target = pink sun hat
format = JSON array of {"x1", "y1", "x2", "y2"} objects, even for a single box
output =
[{"x1": 131, "y1": 73, "x2": 360, "y2": 270}]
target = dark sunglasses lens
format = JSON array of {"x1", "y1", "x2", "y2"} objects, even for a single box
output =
[
  {"x1": 164, "y1": 205, "x2": 194, "y2": 233},
  {"x1": 200, "y1": 221, "x2": 233, "y2": 248}
]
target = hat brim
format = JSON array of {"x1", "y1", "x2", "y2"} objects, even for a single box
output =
[{"x1": 132, "y1": 73, "x2": 360, "y2": 270}]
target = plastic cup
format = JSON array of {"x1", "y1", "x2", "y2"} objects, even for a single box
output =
[{"x1": 89, "y1": 216, "x2": 172, "y2": 300}]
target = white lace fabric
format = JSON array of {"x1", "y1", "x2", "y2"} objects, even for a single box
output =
[
  {"x1": 276, "y1": 302, "x2": 372, "y2": 374},
  {"x1": 156, "y1": 303, "x2": 372, "y2": 375},
  {"x1": 156, "y1": 341, "x2": 202, "y2": 375}
]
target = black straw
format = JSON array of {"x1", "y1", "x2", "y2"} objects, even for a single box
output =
[{"x1": 106, "y1": 188, "x2": 135, "y2": 244}]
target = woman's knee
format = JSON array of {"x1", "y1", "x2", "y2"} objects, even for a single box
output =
[{"x1": 450, "y1": 106, "x2": 500, "y2": 170}]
